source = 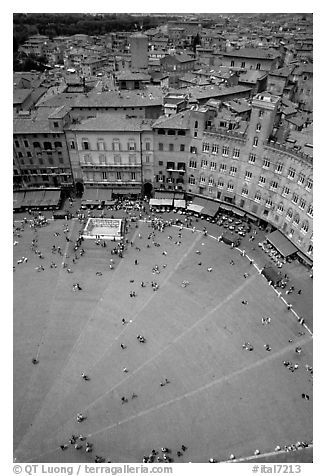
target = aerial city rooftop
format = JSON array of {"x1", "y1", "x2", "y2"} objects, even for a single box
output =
[{"x1": 13, "y1": 13, "x2": 313, "y2": 263}]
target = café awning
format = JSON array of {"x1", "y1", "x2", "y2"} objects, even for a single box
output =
[
  {"x1": 219, "y1": 204, "x2": 232, "y2": 211},
  {"x1": 160, "y1": 198, "x2": 173, "y2": 206},
  {"x1": 187, "y1": 203, "x2": 204, "y2": 213},
  {"x1": 233, "y1": 209, "x2": 245, "y2": 217},
  {"x1": 266, "y1": 230, "x2": 297, "y2": 258},
  {"x1": 149, "y1": 198, "x2": 162, "y2": 206},
  {"x1": 174, "y1": 199, "x2": 186, "y2": 209},
  {"x1": 193, "y1": 196, "x2": 220, "y2": 216}
]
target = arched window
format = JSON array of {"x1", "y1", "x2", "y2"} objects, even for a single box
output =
[
  {"x1": 277, "y1": 202, "x2": 284, "y2": 214},
  {"x1": 293, "y1": 213, "x2": 300, "y2": 226},
  {"x1": 254, "y1": 191, "x2": 261, "y2": 202},
  {"x1": 54, "y1": 141, "x2": 62, "y2": 148},
  {"x1": 286, "y1": 208, "x2": 293, "y2": 220},
  {"x1": 301, "y1": 220, "x2": 309, "y2": 234},
  {"x1": 33, "y1": 142, "x2": 41, "y2": 148},
  {"x1": 43, "y1": 142, "x2": 52, "y2": 150},
  {"x1": 194, "y1": 120, "x2": 198, "y2": 129}
]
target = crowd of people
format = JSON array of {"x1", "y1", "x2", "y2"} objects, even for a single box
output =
[{"x1": 13, "y1": 197, "x2": 312, "y2": 463}]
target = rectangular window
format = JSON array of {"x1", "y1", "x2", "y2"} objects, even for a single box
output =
[
  {"x1": 299, "y1": 198, "x2": 306, "y2": 210},
  {"x1": 70, "y1": 141, "x2": 75, "y2": 150},
  {"x1": 189, "y1": 176, "x2": 196, "y2": 185},
  {"x1": 202, "y1": 142, "x2": 210, "y2": 152},
  {"x1": 201, "y1": 160, "x2": 208, "y2": 169},
  {"x1": 241, "y1": 187, "x2": 248, "y2": 196},
  {"x1": 15, "y1": 140, "x2": 20, "y2": 148},
  {"x1": 275, "y1": 162, "x2": 283, "y2": 174},
  {"x1": 145, "y1": 142, "x2": 151, "y2": 151},
  {"x1": 259, "y1": 110, "x2": 264, "y2": 117},
  {"x1": 114, "y1": 155, "x2": 121, "y2": 165},
  {"x1": 219, "y1": 163, "x2": 227, "y2": 173},
  {"x1": 190, "y1": 146, "x2": 197, "y2": 154},
  {"x1": 102, "y1": 172, "x2": 107, "y2": 179},
  {"x1": 217, "y1": 179, "x2": 224, "y2": 189},
  {"x1": 248, "y1": 153, "x2": 256, "y2": 164},
  {"x1": 145, "y1": 155, "x2": 150, "y2": 163},
  {"x1": 200, "y1": 176, "x2": 206, "y2": 184},
  {"x1": 227, "y1": 182, "x2": 234, "y2": 191},
  {"x1": 24, "y1": 140, "x2": 29, "y2": 148},
  {"x1": 222, "y1": 145, "x2": 229, "y2": 156},
  {"x1": 265, "y1": 199, "x2": 273, "y2": 209},
  {"x1": 189, "y1": 160, "x2": 197, "y2": 169},
  {"x1": 82, "y1": 141, "x2": 89, "y2": 150},
  {"x1": 169, "y1": 144, "x2": 174, "y2": 152},
  {"x1": 159, "y1": 143, "x2": 164, "y2": 151},
  {"x1": 113, "y1": 141, "x2": 120, "y2": 151},
  {"x1": 212, "y1": 144, "x2": 218, "y2": 154},
  {"x1": 277, "y1": 204, "x2": 284, "y2": 214},
  {"x1": 210, "y1": 162, "x2": 216, "y2": 171},
  {"x1": 208, "y1": 177, "x2": 214, "y2": 186},
  {"x1": 245, "y1": 171, "x2": 252, "y2": 181},
  {"x1": 131, "y1": 172, "x2": 136, "y2": 181},
  {"x1": 128, "y1": 142, "x2": 136, "y2": 151},
  {"x1": 180, "y1": 144, "x2": 185, "y2": 152},
  {"x1": 233, "y1": 148, "x2": 240, "y2": 158},
  {"x1": 241, "y1": 61, "x2": 246, "y2": 68},
  {"x1": 256, "y1": 123, "x2": 261, "y2": 132},
  {"x1": 253, "y1": 137, "x2": 258, "y2": 147},
  {"x1": 97, "y1": 141, "x2": 105, "y2": 151},
  {"x1": 116, "y1": 172, "x2": 122, "y2": 180}
]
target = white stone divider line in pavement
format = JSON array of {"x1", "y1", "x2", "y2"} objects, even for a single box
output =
[
  {"x1": 85, "y1": 335, "x2": 312, "y2": 440},
  {"x1": 86, "y1": 231, "x2": 203, "y2": 372},
  {"x1": 58, "y1": 273, "x2": 258, "y2": 423},
  {"x1": 14, "y1": 223, "x2": 140, "y2": 454},
  {"x1": 15, "y1": 223, "x2": 202, "y2": 458}
]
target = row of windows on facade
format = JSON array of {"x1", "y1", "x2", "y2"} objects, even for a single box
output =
[
  {"x1": 81, "y1": 154, "x2": 152, "y2": 165},
  {"x1": 188, "y1": 160, "x2": 313, "y2": 190},
  {"x1": 186, "y1": 175, "x2": 313, "y2": 216},
  {"x1": 70, "y1": 140, "x2": 152, "y2": 152},
  {"x1": 15, "y1": 140, "x2": 63, "y2": 149},
  {"x1": 20, "y1": 168, "x2": 70, "y2": 175},
  {"x1": 84, "y1": 172, "x2": 138, "y2": 180},
  {"x1": 16, "y1": 155, "x2": 65, "y2": 165},
  {"x1": 21, "y1": 175, "x2": 71, "y2": 183},
  {"x1": 202, "y1": 138, "x2": 261, "y2": 155},
  {"x1": 156, "y1": 129, "x2": 186, "y2": 136}
]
